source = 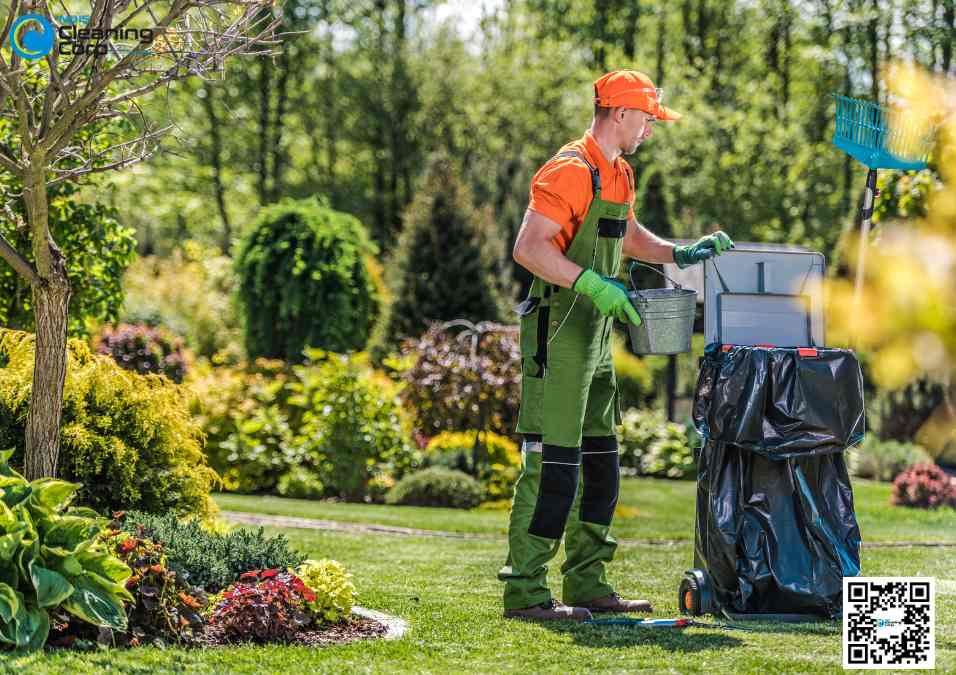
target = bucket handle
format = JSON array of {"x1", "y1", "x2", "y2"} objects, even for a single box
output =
[{"x1": 628, "y1": 259, "x2": 684, "y2": 291}]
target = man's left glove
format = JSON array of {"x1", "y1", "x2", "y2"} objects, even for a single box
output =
[
  {"x1": 673, "y1": 231, "x2": 735, "y2": 269},
  {"x1": 573, "y1": 269, "x2": 642, "y2": 326}
]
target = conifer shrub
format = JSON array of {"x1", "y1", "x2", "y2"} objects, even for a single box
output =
[
  {"x1": 235, "y1": 197, "x2": 380, "y2": 362},
  {"x1": 117, "y1": 511, "x2": 306, "y2": 592},
  {"x1": 0, "y1": 328, "x2": 217, "y2": 516},
  {"x1": 369, "y1": 152, "x2": 514, "y2": 358}
]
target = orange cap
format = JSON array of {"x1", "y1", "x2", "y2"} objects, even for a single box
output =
[{"x1": 593, "y1": 70, "x2": 682, "y2": 121}]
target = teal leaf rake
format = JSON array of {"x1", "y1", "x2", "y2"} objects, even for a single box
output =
[{"x1": 831, "y1": 93, "x2": 935, "y2": 308}]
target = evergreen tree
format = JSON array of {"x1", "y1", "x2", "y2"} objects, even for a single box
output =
[
  {"x1": 236, "y1": 197, "x2": 380, "y2": 362},
  {"x1": 370, "y1": 152, "x2": 514, "y2": 355}
]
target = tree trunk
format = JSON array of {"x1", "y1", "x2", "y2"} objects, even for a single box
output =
[
  {"x1": 201, "y1": 87, "x2": 232, "y2": 255},
  {"x1": 272, "y1": 47, "x2": 292, "y2": 202},
  {"x1": 257, "y1": 45, "x2": 274, "y2": 206},
  {"x1": 931, "y1": 0, "x2": 940, "y2": 70},
  {"x1": 25, "y1": 260, "x2": 71, "y2": 479},
  {"x1": 943, "y1": 0, "x2": 955, "y2": 73},
  {"x1": 623, "y1": 2, "x2": 640, "y2": 60},
  {"x1": 782, "y1": 2, "x2": 791, "y2": 108},
  {"x1": 656, "y1": 4, "x2": 667, "y2": 85},
  {"x1": 593, "y1": 0, "x2": 608, "y2": 71},
  {"x1": 21, "y1": 169, "x2": 72, "y2": 480},
  {"x1": 869, "y1": 0, "x2": 880, "y2": 100}
]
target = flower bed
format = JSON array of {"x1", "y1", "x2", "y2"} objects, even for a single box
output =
[{"x1": 0, "y1": 454, "x2": 393, "y2": 654}]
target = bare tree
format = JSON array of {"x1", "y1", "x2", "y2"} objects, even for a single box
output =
[{"x1": 0, "y1": 0, "x2": 284, "y2": 479}]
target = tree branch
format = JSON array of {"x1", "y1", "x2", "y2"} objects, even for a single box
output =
[
  {"x1": 0, "y1": 145, "x2": 22, "y2": 175},
  {"x1": 0, "y1": 229, "x2": 40, "y2": 286},
  {"x1": 46, "y1": 124, "x2": 172, "y2": 186}
]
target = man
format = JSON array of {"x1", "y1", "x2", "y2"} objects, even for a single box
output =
[{"x1": 498, "y1": 70, "x2": 734, "y2": 622}]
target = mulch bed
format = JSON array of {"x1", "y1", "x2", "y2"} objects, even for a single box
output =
[
  {"x1": 291, "y1": 617, "x2": 389, "y2": 647},
  {"x1": 49, "y1": 616, "x2": 390, "y2": 651}
]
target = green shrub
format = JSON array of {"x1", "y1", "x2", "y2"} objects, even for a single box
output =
[
  {"x1": 618, "y1": 408, "x2": 695, "y2": 479},
  {"x1": 288, "y1": 350, "x2": 418, "y2": 501},
  {"x1": 295, "y1": 559, "x2": 357, "y2": 624},
  {"x1": 117, "y1": 511, "x2": 306, "y2": 592},
  {"x1": 0, "y1": 450, "x2": 134, "y2": 653},
  {"x1": 188, "y1": 351, "x2": 418, "y2": 502},
  {"x1": 186, "y1": 357, "x2": 293, "y2": 494},
  {"x1": 612, "y1": 335, "x2": 657, "y2": 410},
  {"x1": 236, "y1": 197, "x2": 380, "y2": 362},
  {"x1": 847, "y1": 437, "x2": 933, "y2": 482},
  {"x1": 369, "y1": 152, "x2": 513, "y2": 358},
  {"x1": 641, "y1": 430, "x2": 696, "y2": 478},
  {"x1": 119, "y1": 241, "x2": 244, "y2": 361},
  {"x1": 424, "y1": 430, "x2": 520, "y2": 502},
  {"x1": 385, "y1": 467, "x2": 483, "y2": 508},
  {"x1": 0, "y1": 329, "x2": 217, "y2": 517},
  {"x1": 276, "y1": 467, "x2": 326, "y2": 500},
  {"x1": 93, "y1": 322, "x2": 189, "y2": 383}
]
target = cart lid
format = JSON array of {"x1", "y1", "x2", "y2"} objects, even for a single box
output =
[{"x1": 703, "y1": 247, "x2": 826, "y2": 347}]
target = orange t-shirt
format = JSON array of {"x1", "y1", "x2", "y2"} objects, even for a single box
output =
[{"x1": 528, "y1": 131, "x2": 636, "y2": 254}]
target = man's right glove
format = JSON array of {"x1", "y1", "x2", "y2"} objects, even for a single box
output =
[
  {"x1": 673, "y1": 231, "x2": 735, "y2": 269},
  {"x1": 573, "y1": 269, "x2": 642, "y2": 326}
]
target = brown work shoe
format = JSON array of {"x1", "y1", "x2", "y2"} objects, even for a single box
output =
[
  {"x1": 503, "y1": 599, "x2": 593, "y2": 622},
  {"x1": 574, "y1": 592, "x2": 653, "y2": 613}
]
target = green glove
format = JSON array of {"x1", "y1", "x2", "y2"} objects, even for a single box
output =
[
  {"x1": 673, "y1": 231, "x2": 735, "y2": 269},
  {"x1": 573, "y1": 269, "x2": 642, "y2": 326}
]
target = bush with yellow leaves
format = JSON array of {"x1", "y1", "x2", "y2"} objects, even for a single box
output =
[
  {"x1": 0, "y1": 328, "x2": 218, "y2": 517},
  {"x1": 827, "y1": 63, "x2": 956, "y2": 461},
  {"x1": 425, "y1": 430, "x2": 520, "y2": 502},
  {"x1": 295, "y1": 559, "x2": 358, "y2": 624}
]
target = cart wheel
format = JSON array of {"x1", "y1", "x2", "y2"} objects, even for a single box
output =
[{"x1": 678, "y1": 575, "x2": 701, "y2": 616}]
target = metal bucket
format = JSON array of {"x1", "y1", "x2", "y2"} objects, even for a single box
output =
[{"x1": 626, "y1": 261, "x2": 697, "y2": 355}]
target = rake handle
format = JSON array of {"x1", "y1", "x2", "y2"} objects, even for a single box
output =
[{"x1": 852, "y1": 168, "x2": 878, "y2": 328}]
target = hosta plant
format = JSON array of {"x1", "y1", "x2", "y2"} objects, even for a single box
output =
[{"x1": 0, "y1": 449, "x2": 133, "y2": 652}]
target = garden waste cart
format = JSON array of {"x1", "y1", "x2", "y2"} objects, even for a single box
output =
[{"x1": 678, "y1": 248, "x2": 865, "y2": 621}]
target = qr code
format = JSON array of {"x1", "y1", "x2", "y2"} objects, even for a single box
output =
[{"x1": 843, "y1": 576, "x2": 935, "y2": 669}]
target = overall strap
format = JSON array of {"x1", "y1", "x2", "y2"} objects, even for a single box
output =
[{"x1": 553, "y1": 150, "x2": 600, "y2": 199}]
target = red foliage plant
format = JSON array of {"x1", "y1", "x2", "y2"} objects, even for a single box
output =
[
  {"x1": 891, "y1": 463, "x2": 956, "y2": 509},
  {"x1": 209, "y1": 568, "x2": 315, "y2": 643}
]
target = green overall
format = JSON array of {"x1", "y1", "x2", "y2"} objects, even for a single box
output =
[{"x1": 498, "y1": 150, "x2": 629, "y2": 609}]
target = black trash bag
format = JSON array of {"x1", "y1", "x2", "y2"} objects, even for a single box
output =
[
  {"x1": 691, "y1": 344, "x2": 864, "y2": 618},
  {"x1": 693, "y1": 344, "x2": 865, "y2": 458}
]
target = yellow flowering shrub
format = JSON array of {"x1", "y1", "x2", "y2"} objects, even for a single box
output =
[
  {"x1": 827, "y1": 64, "x2": 956, "y2": 458},
  {"x1": 426, "y1": 430, "x2": 520, "y2": 501}
]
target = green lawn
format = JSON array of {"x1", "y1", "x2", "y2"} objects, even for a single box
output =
[
  {"x1": 10, "y1": 477, "x2": 955, "y2": 674},
  {"x1": 216, "y1": 476, "x2": 956, "y2": 544}
]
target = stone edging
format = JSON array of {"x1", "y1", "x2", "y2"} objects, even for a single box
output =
[{"x1": 352, "y1": 606, "x2": 408, "y2": 640}]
